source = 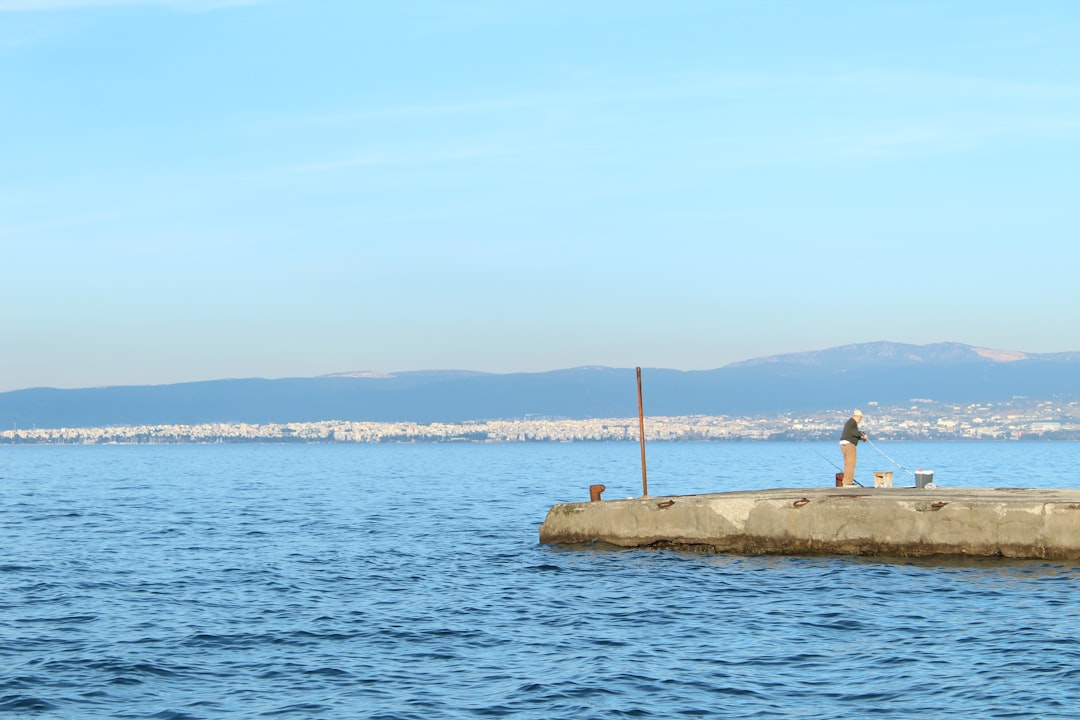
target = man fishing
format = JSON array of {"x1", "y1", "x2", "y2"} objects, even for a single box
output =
[{"x1": 839, "y1": 409, "x2": 868, "y2": 487}]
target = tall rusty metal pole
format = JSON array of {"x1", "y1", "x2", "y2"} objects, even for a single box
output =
[{"x1": 637, "y1": 366, "x2": 648, "y2": 497}]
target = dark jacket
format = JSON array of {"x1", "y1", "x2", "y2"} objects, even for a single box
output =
[{"x1": 841, "y1": 417, "x2": 865, "y2": 444}]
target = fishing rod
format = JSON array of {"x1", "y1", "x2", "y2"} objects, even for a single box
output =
[
  {"x1": 812, "y1": 446, "x2": 866, "y2": 487},
  {"x1": 865, "y1": 438, "x2": 915, "y2": 476}
]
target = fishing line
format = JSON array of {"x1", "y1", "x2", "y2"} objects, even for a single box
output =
[
  {"x1": 865, "y1": 438, "x2": 915, "y2": 476},
  {"x1": 811, "y1": 446, "x2": 865, "y2": 487},
  {"x1": 812, "y1": 447, "x2": 841, "y2": 471}
]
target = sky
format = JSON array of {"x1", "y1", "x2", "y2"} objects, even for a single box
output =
[{"x1": 2, "y1": 0, "x2": 1079, "y2": 391}]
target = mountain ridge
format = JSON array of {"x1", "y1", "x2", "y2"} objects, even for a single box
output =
[
  {"x1": 3, "y1": 342, "x2": 1079, "y2": 428},
  {"x1": 726, "y1": 341, "x2": 1080, "y2": 368}
]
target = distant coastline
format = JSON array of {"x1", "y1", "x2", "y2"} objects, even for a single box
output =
[
  {"x1": 4, "y1": 343, "x2": 1078, "y2": 436},
  {"x1": 4, "y1": 397, "x2": 1077, "y2": 444}
]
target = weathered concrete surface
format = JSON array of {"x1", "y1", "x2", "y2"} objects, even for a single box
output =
[{"x1": 538, "y1": 487, "x2": 1080, "y2": 559}]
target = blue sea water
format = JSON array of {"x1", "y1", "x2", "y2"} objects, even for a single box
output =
[{"x1": 2, "y1": 441, "x2": 1079, "y2": 719}]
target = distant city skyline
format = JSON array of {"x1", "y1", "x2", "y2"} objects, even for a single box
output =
[
  {"x1": 3, "y1": 1, "x2": 1079, "y2": 393},
  {"x1": 5, "y1": 397, "x2": 1076, "y2": 444}
]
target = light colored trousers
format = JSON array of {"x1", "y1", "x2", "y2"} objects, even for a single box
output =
[{"x1": 840, "y1": 442, "x2": 857, "y2": 486}]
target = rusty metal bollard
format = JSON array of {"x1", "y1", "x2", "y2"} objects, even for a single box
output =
[{"x1": 589, "y1": 484, "x2": 606, "y2": 502}]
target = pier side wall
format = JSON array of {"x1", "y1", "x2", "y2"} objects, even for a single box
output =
[{"x1": 538, "y1": 488, "x2": 1080, "y2": 559}]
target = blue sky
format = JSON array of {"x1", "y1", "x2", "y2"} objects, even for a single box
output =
[{"x1": 2, "y1": 0, "x2": 1079, "y2": 391}]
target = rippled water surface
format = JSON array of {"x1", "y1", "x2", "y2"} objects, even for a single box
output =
[{"x1": 3, "y1": 442, "x2": 1079, "y2": 718}]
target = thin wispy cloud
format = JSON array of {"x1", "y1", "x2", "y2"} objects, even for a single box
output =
[
  {"x1": 275, "y1": 65, "x2": 1080, "y2": 179},
  {"x1": 0, "y1": 213, "x2": 126, "y2": 240},
  {"x1": 287, "y1": 137, "x2": 577, "y2": 175},
  {"x1": 283, "y1": 67, "x2": 1080, "y2": 133},
  {"x1": 0, "y1": 0, "x2": 266, "y2": 11},
  {"x1": 284, "y1": 75, "x2": 778, "y2": 129}
]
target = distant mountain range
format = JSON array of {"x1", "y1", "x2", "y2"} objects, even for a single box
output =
[{"x1": 3, "y1": 342, "x2": 1079, "y2": 429}]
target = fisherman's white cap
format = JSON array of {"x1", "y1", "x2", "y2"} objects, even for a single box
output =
[{"x1": 852, "y1": 409, "x2": 863, "y2": 417}]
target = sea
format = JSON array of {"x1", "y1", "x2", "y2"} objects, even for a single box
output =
[{"x1": 2, "y1": 441, "x2": 1079, "y2": 719}]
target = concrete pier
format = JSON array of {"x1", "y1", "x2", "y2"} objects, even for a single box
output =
[{"x1": 538, "y1": 487, "x2": 1080, "y2": 559}]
